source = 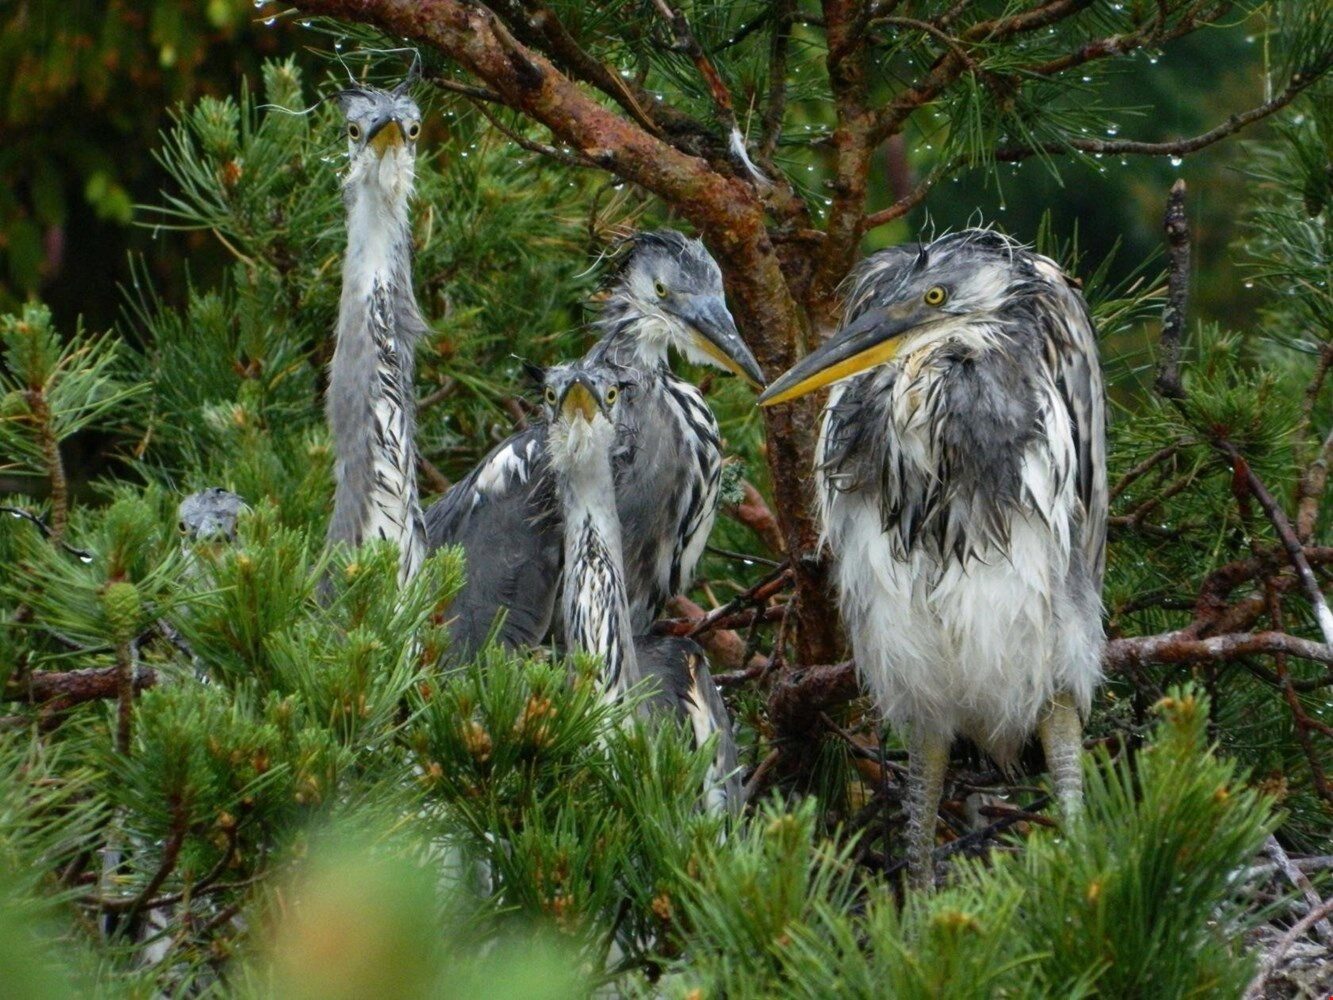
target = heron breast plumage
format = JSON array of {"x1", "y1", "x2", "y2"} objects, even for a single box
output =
[{"x1": 818, "y1": 326, "x2": 1102, "y2": 761}]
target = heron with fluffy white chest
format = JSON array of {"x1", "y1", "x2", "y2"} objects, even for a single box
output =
[{"x1": 760, "y1": 229, "x2": 1107, "y2": 888}]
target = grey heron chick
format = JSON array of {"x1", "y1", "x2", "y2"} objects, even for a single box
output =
[
  {"x1": 326, "y1": 80, "x2": 428, "y2": 585},
  {"x1": 178, "y1": 488, "x2": 246, "y2": 544},
  {"x1": 760, "y1": 230, "x2": 1106, "y2": 887},
  {"x1": 543, "y1": 360, "x2": 742, "y2": 814},
  {"x1": 427, "y1": 231, "x2": 762, "y2": 659}
]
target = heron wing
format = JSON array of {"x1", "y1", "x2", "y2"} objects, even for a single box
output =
[
  {"x1": 1043, "y1": 285, "x2": 1108, "y2": 587},
  {"x1": 635, "y1": 634, "x2": 742, "y2": 814},
  {"x1": 424, "y1": 427, "x2": 562, "y2": 659}
]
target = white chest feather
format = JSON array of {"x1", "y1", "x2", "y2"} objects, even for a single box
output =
[{"x1": 819, "y1": 357, "x2": 1102, "y2": 759}]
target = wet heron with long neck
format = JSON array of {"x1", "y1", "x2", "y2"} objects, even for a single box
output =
[
  {"x1": 427, "y1": 231, "x2": 762, "y2": 659},
  {"x1": 760, "y1": 230, "x2": 1107, "y2": 887},
  {"x1": 326, "y1": 81, "x2": 428, "y2": 585},
  {"x1": 542, "y1": 358, "x2": 740, "y2": 813}
]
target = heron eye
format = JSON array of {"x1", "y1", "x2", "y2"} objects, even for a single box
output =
[
  {"x1": 406, "y1": 121, "x2": 421, "y2": 140},
  {"x1": 177, "y1": 520, "x2": 187, "y2": 535},
  {"x1": 924, "y1": 285, "x2": 948, "y2": 307},
  {"x1": 544, "y1": 387, "x2": 557, "y2": 405},
  {"x1": 348, "y1": 123, "x2": 362, "y2": 141},
  {"x1": 604, "y1": 387, "x2": 618, "y2": 405},
  {"x1": 654, "y1": 281, "x2": 668, "y2": 298}
]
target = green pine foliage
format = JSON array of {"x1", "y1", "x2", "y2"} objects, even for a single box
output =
[{"x1": 0, "y1": 37, "x2": 1328, "y2": 994}]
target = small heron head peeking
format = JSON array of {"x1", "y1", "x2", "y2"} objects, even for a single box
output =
[
  {"x1": 605, "y1": 230, "x2": 763, "y2": 387},
  {"x1": 177, "y1": 488, "x2": 247, "y2": 544},
  {"x1": 759, "y1": 230, "x2": 1040, "y2": 407},
  {"x1": 542, "y1": 361, "x2": 638, "y2": 472},
  {"x1": 336, "y1": 81, "x2": 422, "y2": 202}
]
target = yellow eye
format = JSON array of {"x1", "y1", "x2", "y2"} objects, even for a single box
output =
[
  {"x1": 604, "y1": 387, "x2": 618, "y2": 405},
  {"x1": 348, "y1": 123, "x2": 362, "y2": 141},
  {"x1": 406, "y1": 121, "x2": 421, "y2": 140},
  {"x1": 654, "y1": 281, "x2": 668, "y2": 298},
  {"x1": 544, "y1": 387, "x2": 557, "y2": 405},
  {"x1": 924, "y1": 285, "x2": 948, "y2": 307}
]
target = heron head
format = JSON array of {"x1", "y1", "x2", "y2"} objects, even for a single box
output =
[
  {"x1": 760, "y1": 230, "x2": 1044, "y2": 406},
  {"x1": 542, "y1": 360, "x2": 637, "y2": 470},
  {"x1": 177, "y1": 488, "x2": 246, "y2": 544},
  {"x1": 608, "y1": 230, "x2": 764, "y2": 388},
  {"x1": 335, "y1": 79, "x2": 422, "y2": 197}
]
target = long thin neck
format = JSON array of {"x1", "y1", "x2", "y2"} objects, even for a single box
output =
[
  {"x1": 327, "y1": 179, "x2": 426, "y2": 585},
  {"x1": 589, "y1": 295, "x2": 670, "y2": 370},
  {"x1": 557, "y1": 444, "x2": 641, "y2": 702}
]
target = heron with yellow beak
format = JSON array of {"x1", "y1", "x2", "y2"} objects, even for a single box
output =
[{"x1": 760, "y1": 230, "x2": 1107, "y2": 888}]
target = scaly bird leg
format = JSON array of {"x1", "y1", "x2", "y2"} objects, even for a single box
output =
[
  {"x1": 1038, "y1": 691, "x2": 1083, "y2": 817},
  {"x1": 906, "y1": 725, "x2": 950, "y2": 891}
]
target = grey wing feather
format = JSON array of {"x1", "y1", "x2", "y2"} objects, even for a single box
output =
[
  {"x1": 635, "y1": 634, "x2": 743, "y2": 815},
  {"x1": 425, "y1": 427, "x2": 562, "y2": 660},
  {"x1": 1044, "y1": 283, "x2": 1108, "y2": 587}
]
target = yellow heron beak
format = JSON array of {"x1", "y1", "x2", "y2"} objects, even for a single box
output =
[
  {"x1": 758, "y1": 305, "x2": 929, "y2": 407},
  {"x1": 560, "y1": 380, "x2": 599, "y2": 423},
  {"x1": 368, "y1": 119, "x2": 405, "y2": 157}
]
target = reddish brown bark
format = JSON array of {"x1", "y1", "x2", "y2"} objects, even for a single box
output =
[{"x1": 6, "y1": 665, "x2": 158, "y2": 714}]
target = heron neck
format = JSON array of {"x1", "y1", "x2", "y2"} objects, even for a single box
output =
[
  {"x1": 593, "y1": 298, "x2": 671, "y2": 370},
  {"x1": 327, "y1": 179, "x2": 425, "y2": 584},
  {"x1": 556, "y1": 445, "x2": 642, "y2": 702}
]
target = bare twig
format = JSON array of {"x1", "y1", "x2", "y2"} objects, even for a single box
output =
[
  {"x1": 427, "y1": 73, "x2": 502, "y2": 103},
  {"x1": 1219, "y1": 443, "x2": 1333, "y2": 647},
  {"x1": 1245, "y1": 894, "x2": 1333, "y2": 998},
  {"x1": 470, "y1": 98, "x2": 605, "y2": 169},
  {"x1": 997, "y1": 62, "x2": 1332, "y2": 162},
  {"x1": 743, "y1": 748, "x2": 781, "y2": 802},
  {"x1": 1264, "y1": 835, "x2": 1333, "y2": 945}
]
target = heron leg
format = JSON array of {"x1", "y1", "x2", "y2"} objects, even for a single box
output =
[
  {"x1": 1038, "y1": 691, "x2": 1083, "y2": 817},
  {"x1": 906, "y1": 726, "x2": 950, "y2": 891}
]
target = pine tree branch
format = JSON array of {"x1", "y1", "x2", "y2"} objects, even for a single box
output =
[
  {"x1": 810, "y1": 0, "x2": 877, "y2": 318},
  {"x1": 1105, "y1": 630, "x2": 1333, "y2": 671},
  {"x1": 647, "y1": 0, "x2": 756, "y2": 182},
  {"x1": 5, "y1": 665, "x2": 158, "y2": 712},
  {"x1": 996, "y1": 59, "x2": 1333, "y2": 161},
  {"x1": 1156, "y1": 179, "x2": 1190, "y2": 399},
  {"x1": 1218, "y1": 442, "x2": 1333, "y2": 647},
  {"x1": 758, "y1": 0, "x2": 793, "y2": 166},
  {"x1": 1021, "y1": 0, "x2": 1232, "y2": 78},
  {"x1": 870, "y1": 0, "x2": 1096, "y2": 143},
  {"x1": 469, "y1": 98, "x2": 605, "y2": 169},
  {"x1": 23, "y1": 387, "x2": 69, "y2": 541},
  {"x1": 427, "y1": 73, "x2": 502, "y2": 103},
  {"x1": 861, "y1": 157, "x2": 958, "y2": 231}
]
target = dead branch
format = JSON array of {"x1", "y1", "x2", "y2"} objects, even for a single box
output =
[
  {"x1": 1245, "y1": 894, "x2": 1333, "y2": 999},
  {"x1": 1264, "y1": 835, "x2": 1333, "y2": 946},
  {"x1": 1156, "y1": 179, "x2": 1189, "y2": 399}
]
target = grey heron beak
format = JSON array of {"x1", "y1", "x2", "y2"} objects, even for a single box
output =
[
  {"x1": 559, "y1": 378, "x2": 601, "y2": 423},
  {"x1": 676, "y1": 295, "x2": 765, "y2": 389},
  {"x1": 758, "y1": 304, "x2": 927, "y2": 407},
  {"x1": 367, "y1": 117, "x2": 405, "y2": 156}
]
